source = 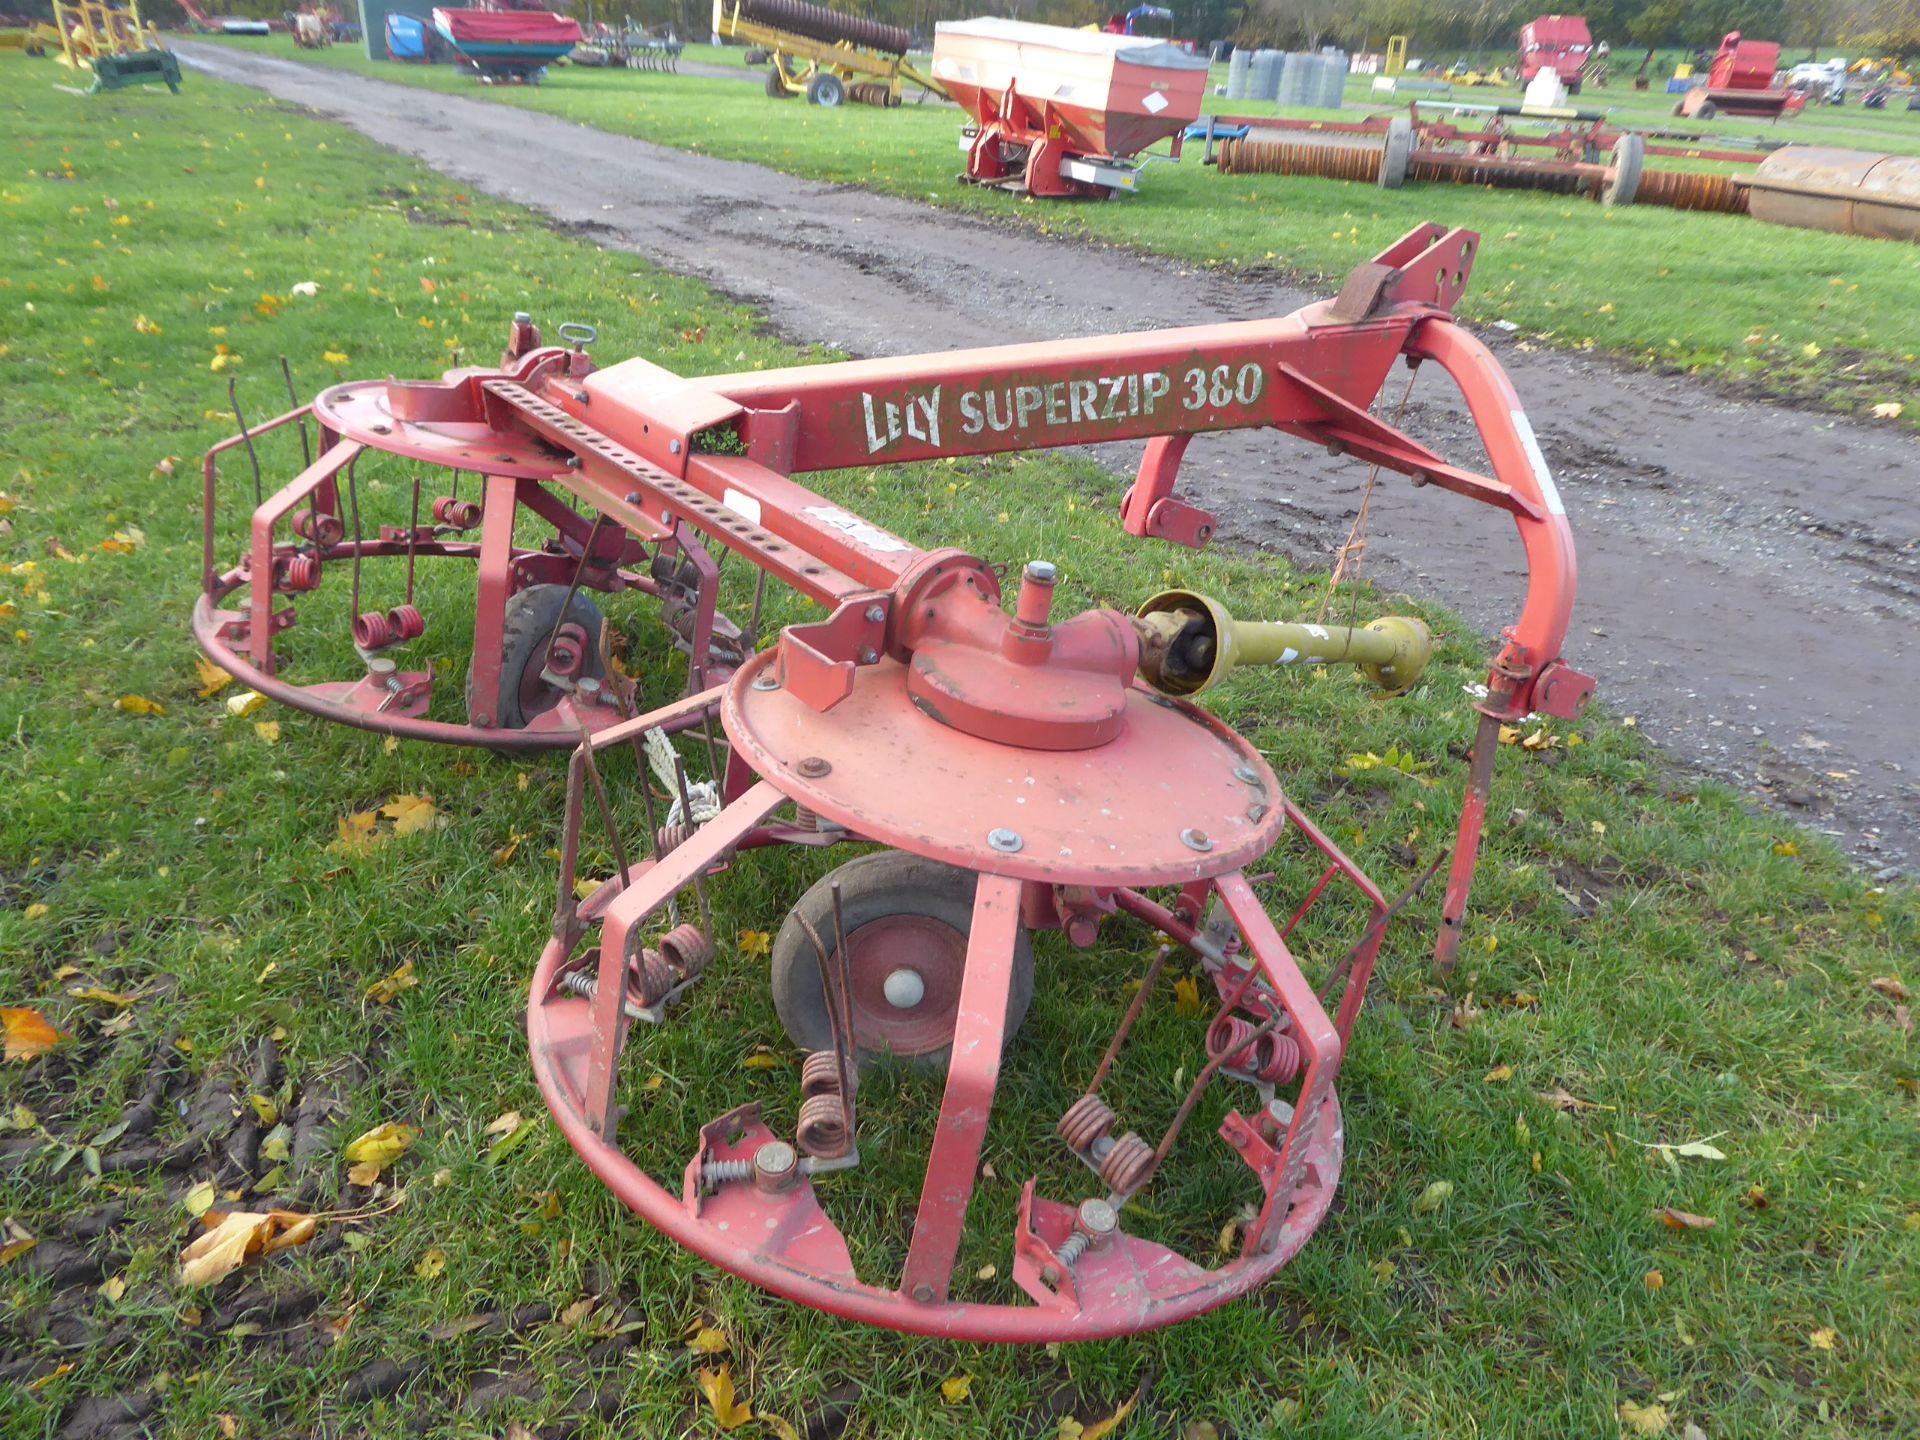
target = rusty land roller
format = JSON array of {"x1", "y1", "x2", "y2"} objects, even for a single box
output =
[
  {"x1": 207, "y1": 224, "x2": 1597, "y2": 1340},
  {"x1": 1746, "y1": 147, "x2": 1920, "y2": 243}
]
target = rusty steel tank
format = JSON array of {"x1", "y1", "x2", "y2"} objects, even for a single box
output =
[{"x1": 1746, "y1": 147, "x2": 1920, "y2": 243}]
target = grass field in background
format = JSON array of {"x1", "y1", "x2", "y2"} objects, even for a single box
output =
[
  {"x1": 179, "y1": 32, "x2": 1920, "y2": 424},
  {"x1": 3, "y1": 54, "x2": 1918, "y2": 1440}
]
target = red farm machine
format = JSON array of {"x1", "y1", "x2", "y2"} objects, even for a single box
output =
[
  {"x1": 195, "y1": 224, "x2": 1592, "y2": 1339},
  {"x1": 932, "y1": 18, "x2": 1209, "y2": 198},
  {"x1": 1519, "y1": 14, "x2": 1593, "y2": 94},
  {"x1": 1676, "y1": 30, "x2": 1792, "y2": 119}
]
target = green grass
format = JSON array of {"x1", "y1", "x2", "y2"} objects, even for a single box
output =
[
  {"x1": 183, "y1": 33, "x2": 1920, "y2": 423},
  {"x1": 4, "y1": 55, "x2": 1919, "y2": 1440}
]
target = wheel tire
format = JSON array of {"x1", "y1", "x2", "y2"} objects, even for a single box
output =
[
  {"x1": 764, "y1": 64, "x2": 792, "y2": 98},
  {"x1": 770, "y1": 852, "x2": 1036, "y2": 1072},
  {"x1": 1696, "y1": 100, "x2": 1716, "y2": 119},
  {"x1": 468, "y1": 583, "x2": 607, "y2": 729},
  {"x1": 1602, "y1": 132, "x2": 1644, "y2": 206},
  {"x1": 1378, "y1": 113, "x2": 1412, "y2": 189},
  {"x1": 807, "y1": 72, "x2": 845, "y2": 107}
]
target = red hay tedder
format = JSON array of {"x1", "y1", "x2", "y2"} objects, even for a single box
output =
[{"x1": 195, "y1": 225, "x2": 1591, "y2": 1340}]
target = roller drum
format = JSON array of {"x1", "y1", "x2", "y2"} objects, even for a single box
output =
[
  {"x1": 734, "y1": 0, "x2": 909, "y2": 56},
  {"x1": 1747, "y1": 147, "x2": 1920, "y2": 243}
]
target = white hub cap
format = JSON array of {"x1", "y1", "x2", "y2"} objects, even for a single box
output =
[{"x1": 883, "y1": 967, "x2": 926, "y2": 1010}]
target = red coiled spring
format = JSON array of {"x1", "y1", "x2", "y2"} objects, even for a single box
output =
[
  {"x1": 1097, "y1": 1132, "x2": 1157, "y2": 1194},
  {"x1": 352, "y1": 604, "x2": 425, "y2": 651},
  {"x1": 796, "y1": 1050, "x2": 855, "y2": 1157},
  {"x1": 273, "y1": 553, "x2": 322, "y2": 593},
  {"x1": 1207, "y1": 1014, "x2": 1302, "y2": 1085},
  {"x1": 657, "y1": 923, "x2": 714, "y2": 979},
  {"x1": 432, "y1": 496, "x2": 482, "y2": 529},
  {"x1": 629, "y1": 946, "x2": 679, "y2": 1009},
  {"x1": 291, "y1": 509, "x2": 345, "y2": 546},
  {"x1": 655, "y1": 820, "x2": 699, "y2": 855},
  {"x1": 1057, "y1": 1094, "x2": 1117, "y2": 1153}
]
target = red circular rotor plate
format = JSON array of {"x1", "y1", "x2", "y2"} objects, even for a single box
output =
[
  {"x1": 313, "y1": 381, "x2": 565, "y2": 479},
  {"x1": 724, "y1": 650, "x2": 1285, "y2": 888}
]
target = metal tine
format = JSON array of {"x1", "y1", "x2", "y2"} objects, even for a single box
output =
[
  {"x1": 571, "y1": 708, "x2": 633, "y2": 892},
  {"x1": 228, "y1": 376, "x2": 264, "y2": 508},
  {"x1": 548, "y1": 510, "x2": 609, "y2": 663},
  {"x1": 1088, "y1": 943, "x2": 1172, "y2": 1094},
  {"x1": 1125, "y1": 1013, "x2": 1282, "y2": 1202},
  {"x1": 699, "y1": 711, "x2": 724, "y2": 796},
  {"x1": 796, "y1": 912, "x2": 856, "y2": 1145},
  {"x1": 279, "y1": 357, "x2": 311, "y2": 470},
  {"x1": 605, "y1": 685, "x2": 677, "y2": 928},
  {"x1": 405, "y1": 476, "x2": 421, "y2": 605},
  {"x1": 671, "y1": 754, "x2": 712, "y2": 935}
]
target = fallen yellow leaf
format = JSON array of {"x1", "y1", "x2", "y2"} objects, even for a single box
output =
[
  {"x1": 760, "y1": 1417, "x2": 801, "y2": 1440},
  {"x1": 1809, "y1": 1327, "x2": 1838, "y2": 1351},
  {"x1": 940, "y1": 1373, "x2": 973, "y2": 1404},
  {"x1": 738, "y1": 930, "x2": 771, "y2": 959},
  {"x1": 3, "y1": 1007, "x2": 65, "y2": 1062},
  {"x1": 380, "y1": 793, "x2": 438, "y2": 836},
  {"x1": 1618, "y1": 1399, "x2": 1670, "y2": 1435},
  {"x1": 194, "y1": 656, "x2": 233, "y2": 698},
  {"x1": 66, "y1": 986, "x2": 135, "y2": 1007},
  {"x1": 333, "y1": 809, "x2": 381, "y2": 856},
  {"x1": 99, "y1": 1273, "x2": 128, "y2": 1302},
  {"x1": 1870, "y1": 401, "x2": 1904, "y2": 420},
  {"x1": 179, "y1": 1209, "x2": 316, "y2": 1286},
  {"x1": 225, "y1": 690, "x2": 267, "y2": 718},
  {"x1": 415, "y1": 1247, "x2": 447, "y2": 1280},
  {"x1": 1172, "y1": 975, "x2": 1202, "y2": 1016},
  {"x1": 115, "y1": 694, "x2": 165, "y2": 717},
  {"x1": 1078, "y1": 1394, "x2": 1137, "y2": 1440},
  {"x1": 343, "y1": 1121, "x2": 417, "y2": 1178},
  {"x1": 365, "y1": 960, "x2": 417, "y2": 1005},
  {"x1": 697, "y1": 1365, "x2": 754, "y2": 1430},
  {"x1": 183, "y1": 1180, "x2": 217, "y2": 1217},
  {"x1": 1655, "y1": 1206, "x2": 1716, "y2": 1232},
  {"x1": 1484, "y1": 1064, "x2": 1514, "y2": 1083},
  {"x1": 686, "y1": 1324, "x2": 730, "y2": 1355},
  {"x1": 21, "y1": 904, "x2": 48, "y2": 922},
  {"x1": 254, "y1": 720, "x2": 281, "y2": 745}
]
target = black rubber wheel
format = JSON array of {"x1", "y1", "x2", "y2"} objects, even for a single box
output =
[
  {"x1": 468, "y1": 583, "x2": 607, "y2": 729},
  {"x1": 1696, "y1": 99, "x2": 1717, "y2": 119},
  {"x1": 807, "y1": 72, "x2": 845, "y2": 107},
  {"x1": 771, "y1": 852, "x2": 1035, "y2": 1072},
  {"x1": 765, "y1": 64, "x2": 793, "y2": 98}
]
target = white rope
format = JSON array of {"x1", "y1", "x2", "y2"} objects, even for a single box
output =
[{"x1": 642, "y1": 727, "x2": 720, "y2": 828}]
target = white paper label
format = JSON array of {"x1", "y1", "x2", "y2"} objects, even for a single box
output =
[
  {"x1": 802, "y1": 506, "x2": 912, "y2": 553},
  {"x1": 1510, "y1": 410, "x2": 1566, "y2": 515},
  {"x1": 722, "y1": 488, "x2": 762, "y2": 525},
  {"x1": 1141, "y1": 90, "x2": 1169, "y2": 113}
]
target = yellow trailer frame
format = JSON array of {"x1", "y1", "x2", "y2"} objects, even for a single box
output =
[{"x1": 712, "y1": 0, "x2": 946, "y2": 107}]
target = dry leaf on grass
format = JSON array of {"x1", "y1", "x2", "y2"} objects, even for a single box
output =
[
  {"x1": 940, "y1": 1373, "x2": 973, "y2": 1404},
  {"x1": 343, "y1": 1121, "x2": 417, "y2": 1185},
  {"x1": 1656, "y1": 1207, "x2": 1716, "y2": 1232},
  {"x1": 194, "y1": 656, "x2": 233, "y2": 698},
  {"x1": 1870, "y1": 976, "x2": 1909, "y2": 1003},
  {"x1": 697, "y1": 1365, "x2": 754, "y2": 1430},
  {"x1": 179, "y1": 1209, "x2": 317, "y2": 1286},
  {"x1": 365, "y1": 960, "x2": 418, "y2": 1005},
  {"x1": 1618, "y1": 1399, "x2": 1670, "y2": 1435},
  {"x1": 1808, "y1": 1326, "x2": 1838, "y2": 1351},
  {"x1": 380, "y1": 794, "x2": 439, "y2": 836},
  {"x1": 3, "y1": 1008, "x2": 66, "y2": 1062},
  {"x1": 1412, "y1": 1180, "x2": 1453, "y2": 1215},
  {"x1": 686, "y1": 1324, "x2": 730, "y2": 1355},
  {"x1": 1172, "y1": 976, "x2": 1202, "y2": 1016},
  {"x1": 1062, "y1": 1394, "x2": 1138, "y2": 1440},
  {"x1": 1, "y1": 1218, "x2": 37, "y2": 1265}
]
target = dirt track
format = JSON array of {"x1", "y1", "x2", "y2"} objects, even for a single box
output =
[{"x1": 177, "y1": 43, "x2": 1920, "y2": 870}]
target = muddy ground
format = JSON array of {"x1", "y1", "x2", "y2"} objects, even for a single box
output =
[{"x1": 176, "y1": 43, "x2": 1920, "y2": 870}]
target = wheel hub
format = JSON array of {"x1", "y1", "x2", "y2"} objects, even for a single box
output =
[{"x1": 844, "y1": 915, "x2": 966, "y2": 1055}]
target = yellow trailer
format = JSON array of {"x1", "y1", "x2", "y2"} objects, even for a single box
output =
[{"x1": 713, "y1": 0, "x2": 945, "y2": 107}]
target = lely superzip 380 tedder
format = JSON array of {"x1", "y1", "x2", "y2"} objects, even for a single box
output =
[{"x1": 195, "y1": 225, "x2": 1592, "y2": 1340}]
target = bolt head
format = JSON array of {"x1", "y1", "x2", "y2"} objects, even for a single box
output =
[
  {"x1": 1181, "y1": 827, "x2": 1214, "y2": 853},
  {"x1": 796, "y1": 756, "x2": 832, "y2": 778},
  {"x1": 987, "y1": 827, "x2": 1024, "y2": 854},
  {"x1": 1025, "y1": 560, "x2": 1058, "y2": 584},
  {"x1": 751, "y1": 672, "x2": 780, "y2": 691},
  {"x1": 857, "y1": 646, "x2": 879, "y2": 665},
  {"x1": 1077, "y1": 1198, "x2": 1119, "y2": 1235},
  {"x1": 514, "y1": 310, "x2": 532, "y2": 324},
  {"x1": 366, "y1": 656, "x2": 397, "y2": 676},
  {"x1": 911, "y1": 1282, "x2": 936, "y2": 1304},
  {"x1": 624, "y1": 492, "x2": 641, "y2": 504},
  {"x1": 864, "y1": 605, "x2": 886, "y2": 623},
  {"x1": 754, "y1": 1140, "x2": 797, "y2": 1177},
  {"x1": 1233, "y1": 762, "x2": 1260, "y2": 785},
  {"x1": 669, "y1": 439, "x2": 683, "y2": 455}
]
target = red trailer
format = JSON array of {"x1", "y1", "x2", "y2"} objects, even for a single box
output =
[
  {"x1": 1675, "y1": 31, "x2": 1790, "y2": 119},
  {"x1": 931, "y1": 18, "x2": 1209, "y2": 198},
  {"x1": 1519, "y1": 14, "x2": 1591, "y2": 92}
]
